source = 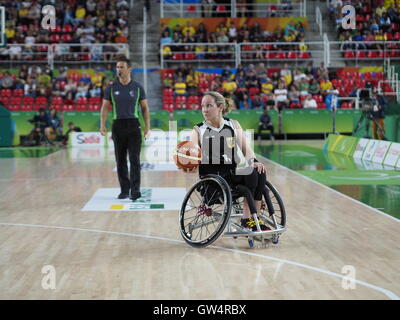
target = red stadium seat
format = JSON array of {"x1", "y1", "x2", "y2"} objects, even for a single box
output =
[
  {"x1": 249, "y1": 87, "x2": 260, "y2": 96},
  {"x1": 286, "y1": 51, "x2": 297, "y2": 59},
  {"x1": 13, "y1": 89, "x2": 24, "y2": 97},
  {"x1": 10, "y1": 97, "x2": 21, "y2": 105},
  {"x1": 62, "y1": 25, "x2": 73, "y2": 33},
  {"x1": 162, "y1": 96, "x2": 174, "y2": 104},
  {"x1": 50, "y1": 34, "x2": 60, "y2": 43},
  {"x1": 298, "y1": 52, "x2": 311, "y2": 59},
  {"x1": 187, "y1": 5, "x2": 196, "y2": 12},
  {"x1": 344, "y1": 51, "x2": 355, "y2": 59},
  {"x1": 317, "y1": 103, "x2": 326, "y2": 109},
  {"x1": 22, "y1": 96, "x2": 34, "y2": 105}
]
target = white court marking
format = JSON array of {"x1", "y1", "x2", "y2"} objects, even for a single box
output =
[
  {"x1": 82, "y1": 187, "x2": 186, "y2": 211},
  {"x1": 0, "y1": 222, "x2": 398, "y2": 300}
]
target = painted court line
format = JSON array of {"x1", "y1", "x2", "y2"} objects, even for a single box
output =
[
  {"x1": 0, "y1": 222, "x2": 398, "y2": 300},
  {"x1": 257, "y1": 154, "x2": 400, "y2": 224}
]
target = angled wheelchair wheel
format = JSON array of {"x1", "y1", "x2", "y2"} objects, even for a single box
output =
[
  {"x1": 180, "y1": 174, "x2": 232, "y2": 248},
  {"x1": 260, "y1": 180, "x2": 286, "y2": 228}
]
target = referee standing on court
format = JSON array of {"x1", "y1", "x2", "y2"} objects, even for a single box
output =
[{"x1": 100, "y1": 56, "x2": 150, "y2": 200}]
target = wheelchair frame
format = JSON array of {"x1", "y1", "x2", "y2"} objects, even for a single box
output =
[{"x1": 179, "y1": 174, "x2": 286, "y2": 248}]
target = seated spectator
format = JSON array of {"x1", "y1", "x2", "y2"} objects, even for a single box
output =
[
  {"x1": 280, "y1": 63, "x2": 292, "y2": 85},
  {"x1": 274, "y1": 82, "x2": 289, "y2": 109},
  {"x1": 251, "y1": 94, "x2": 265, "y2": 109},
  {"x1": 183, "y1": 21, "x2": 196, "y2": 37},
  {"x1": 76, "y1": 80, "x2": 90, "y2": 98},
  {"x1": 174, "y1": 77, "x2": 187, "y2": 96},
  {"x1": 303, "y1": 94, "x2": 317, "y2": 109},
  {"x1": 62, "y1": 122, "x2": 82, "y2": 145},
  {"x1": 320, "y1": 76, "x2": 333, "y2": 95},
  {"x1": 258, "y1": 106, "x2": 275, "y2": 140},
  {"x1": 228, "y1": 22, "x2": 237, "y2": 41},
  {"x1": 309, "y1": 79, "x2": 321, "y2": 95},
  {"x1": 325, "y1": 88, "x2": 339, "y2": 110},
  {"x1": 221, "y1": 65, "x2": 233, "y2": 81},
  {"x1": 288, "y1": 85, "x2": 300, "y2": 105},
  {"x1": 260, "y1": 78, "x2": 274, "y2": 96},
  {"x1": 222, "y1": 78, "x2": 237, "y2": 97},
  {"x1": 185, "y1": 70, "x2": 198, "y2": 96},
  {"x1": 298, "y1": 77, "x2": 310, "y2": 96}
]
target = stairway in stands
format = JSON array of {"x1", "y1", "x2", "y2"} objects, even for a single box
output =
[{"x1": 129, "y1": 0, "x2": 162, "y2": 110}]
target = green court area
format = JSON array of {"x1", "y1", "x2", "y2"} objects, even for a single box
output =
[
  {"x1": 255, "y1": 142, "x2": 400, "y2": 219},
  {"x1": 0, "y1": 146, "x2": 60, "y2": 158}
]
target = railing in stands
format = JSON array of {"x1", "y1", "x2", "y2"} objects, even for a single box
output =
[
  {"x1": 161, "y1": 40, "x2": 400, "y2": 68},
  {"x1": 0, "y1": 43, "x2": 130, "y2": 68},
  {"x1": 161, "y1": 41, "x2": 318, "y2": 68},
  {"x1": 160, "y1": 0, "x2": 306, "y2": 18}
]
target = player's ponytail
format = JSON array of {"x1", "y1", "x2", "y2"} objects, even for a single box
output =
[{"x1": 204, "y1": 91, "x2": 235, "y2": 115}]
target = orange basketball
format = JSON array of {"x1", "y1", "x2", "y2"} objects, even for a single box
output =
[{"x1": 173, "y1": 140, "x2": 201, "y2": 171}]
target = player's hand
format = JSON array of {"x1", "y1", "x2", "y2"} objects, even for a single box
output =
[
  {"x1": 179, "y1": 166, "x2": 198, "y2": 173},
  {"x1": 252, "y1": 161, "x2": 266, "y2": 174},
  {"x1": 100, "y1": 126, "x2": 107, "y2": 136}
]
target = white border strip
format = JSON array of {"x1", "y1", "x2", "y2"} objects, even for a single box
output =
[
  {"x1": 0, "y1": 222, "x2": 398, "y2": 300},
  {"x1": 256, "y1": 153, "x2": 400, "y2": 223}
]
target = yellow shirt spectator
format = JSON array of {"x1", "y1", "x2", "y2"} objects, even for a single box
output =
[
  {"x1": 162, "y1": 46, "x2": 171, "y2": 57},
  {"x1": 182, "y1": 26, "x2": 196, "y2": 37},
  {"x1": 222, "y1": 80, "x2": 237, "y2": 94},
  {"x1": 91, "y1": 73, "x2": 103, "y2": 87},
  {"x1": 186, "y1": 74, "x2": 197, "y2": 88},
  {"x1": 5, "y1": 27, "x2": 15, "y2": 39},
  {"x1": 320, "y1": 80, "x2": 332, "y2": 92},
  {"x1": 174, "y1": 81, "x2": 187, "y2": 95},
  {"x1": 261, "y1": 82, "x2": 273, "y2": 94},
  {"x1": 76, "y1": 7, "x2": 86, "y2": 19}
]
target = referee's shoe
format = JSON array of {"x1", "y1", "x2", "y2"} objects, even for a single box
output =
[{"x1": 130, "y1": 191, "x2": 141, "y2": 201}]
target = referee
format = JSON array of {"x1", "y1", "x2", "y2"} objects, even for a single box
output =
[{"x1": 100, "y1": 56, "x2": 150, "y2": 200}]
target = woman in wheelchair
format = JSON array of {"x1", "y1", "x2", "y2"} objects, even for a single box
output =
[{"x1": 186, "y1": 91, "x2": 270, "y2": 232}]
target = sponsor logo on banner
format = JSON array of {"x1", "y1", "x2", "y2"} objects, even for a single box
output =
[
  {"x1": 353, "y1": 138, "x2": 369, "y2": 159},
  {"x1": 372, "y1": 141, "x2": 391, "y2": 164},
  {"x1": 362, "y1": 140, "x2": 379, "y2": 161},
  {"x1": 384, "y1": 143, "x2": 400, "y2": 167},
  {"x1": 71, "y1": 132, "x2": 105, "y2": 147}
]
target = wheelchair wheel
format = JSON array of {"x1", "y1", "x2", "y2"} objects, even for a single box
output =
[
  {"x1": 260, "y1": 181, "x2": 286, "y2": 228},
  {"x1": 180, "y1": 174, "x2": 232, "y2": 248}
]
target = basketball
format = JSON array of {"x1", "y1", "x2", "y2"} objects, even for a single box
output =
[{"x1": 173, "y1": 140, "x2": 201, "y2": 171}]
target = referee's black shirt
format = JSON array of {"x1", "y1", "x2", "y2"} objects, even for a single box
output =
[{"x1": 104, "y1": 79, "x2": 146, "y2": 120}]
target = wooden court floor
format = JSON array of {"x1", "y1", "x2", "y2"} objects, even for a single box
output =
[{"x1": 0, "y1": 144, "x2": 399, "y2": 300}]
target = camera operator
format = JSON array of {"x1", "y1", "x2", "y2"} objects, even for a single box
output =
[
  {"x1": 370, "y1": 90, "x2": 387, "y2": 140},
  {"x1": 28, "y1": 108, "x2": 51, "y2": 145}
]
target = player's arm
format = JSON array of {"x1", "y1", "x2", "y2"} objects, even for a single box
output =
[
  {"x1": 100, "y1": 99, "x2": 111, "y2": 136},
  {"x1": 190, "y1": 127, "x2": 201, "y2": 148},
  {"x1": 232, "y1": 119, "x2": 255, "y2": 160},
  {"x1": 140, "y1": 99, "x2": 151, "y2": 138}
]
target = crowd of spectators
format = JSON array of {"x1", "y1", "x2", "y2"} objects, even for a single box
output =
[
  {"x1": 330, "y1": 0, "x2": 400, "y2": 57},
  {"x1": 162, "y1": 62, "x2": 354, "y2": 112},
  {"x1": 0, "y1": 0, "x2": 130, "y2": 61},
  {"x1": 0, "y1": 64, "x2": 117, "y2": 110},
  {"x1": 161, "y1": 19, "x2": 308, "y2": 61}
]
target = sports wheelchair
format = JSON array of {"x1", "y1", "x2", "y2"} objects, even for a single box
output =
[{"x1": 179, "y1": 174, "x2": 286, "y2": 248}]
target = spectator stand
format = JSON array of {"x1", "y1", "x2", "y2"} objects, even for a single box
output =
[{"x1": 161, "y1": 0, "x2": 307, "y2": 18}]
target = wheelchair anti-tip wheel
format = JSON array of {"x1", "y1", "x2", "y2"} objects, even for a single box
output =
[{"x1": 179, "y1": 174, "x2": 232, "y2": 248}]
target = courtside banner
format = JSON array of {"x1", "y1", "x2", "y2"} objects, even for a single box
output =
[
  {"x1": 362, "y1": 139, "x2": 379, "y2": 161},
  {"x1": 372, "y1": 140, "x2": 392, "y2": 164},
  {"x1": 353, "y1": 138, "x2": 369, "y2": 159},
  {"x1": 70, "y1": 132, "x2": 105, "y2": 147},
  {"x1": 324, "y1": 134, "x2": 341, "y2": 152},
  {"x1": 384, "y1": 143, "x2": 400, "y2": 167},
  {"x1": 332, "y1": 135, "x2": 359, "y2": 156}
]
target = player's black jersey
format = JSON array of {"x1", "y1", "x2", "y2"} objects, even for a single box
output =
[{"x1": 195, "y1": 117, "x2": 240, "y2": 178}]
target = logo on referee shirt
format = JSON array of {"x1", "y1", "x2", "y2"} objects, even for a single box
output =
[
  {"x1": 115, "y1": 91, "x2": 120, "y2": 95},
  {"x1": 129, "y1": 90, "x2": 135, "y2": 97}
]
